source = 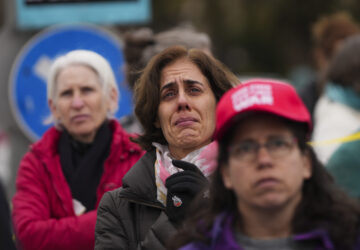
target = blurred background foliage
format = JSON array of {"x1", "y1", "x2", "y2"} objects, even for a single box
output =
[{"x1": 146, "y1": 0, "x2": 360, "y2": 85}]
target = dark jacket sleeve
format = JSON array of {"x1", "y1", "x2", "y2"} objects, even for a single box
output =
[
  {"x1": 95, "y1": 191, "x2": 177, "y2": 250},
  {"x1": 95, "y1": 191, "x2": 129, "y2": 250},
  {"x1": 141, "y1": 211, "x2": 177, "y2": 250},
  {"x1": 95, "y1": 150, "x2": 178, "y2": 250}
]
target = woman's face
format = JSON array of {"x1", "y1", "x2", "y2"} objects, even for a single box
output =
[
  {"x1": 221, "y1": 115, "x2": 311, "y2": 214},
  {"x1": 49, "y1": 64, "x2": 117, "y2": 143},
  {"x1": 156, "y1": 58, "x2": 217, "y2": 159}
]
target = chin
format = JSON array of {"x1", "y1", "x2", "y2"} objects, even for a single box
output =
[
  {"x1": 179, "y1": 132, "x2": 212, "y2": 145},
  {"x1": 69, "y1": 127, "x2": 95, "y2": 139},
  {"x1": 179, "y1": 137, "x2": 205, "y2": 148},
  {"x1": 256, "y1": 195, "x2": 288, "y2": 209}
]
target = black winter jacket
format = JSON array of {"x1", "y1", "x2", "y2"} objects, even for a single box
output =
[{"x1": 95, "y1": 151, "x2": 177, "y2": 250}]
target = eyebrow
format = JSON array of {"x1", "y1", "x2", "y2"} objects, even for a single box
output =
[{"x1": 160, "y1": 79, "x2": 204, "y2": 92}]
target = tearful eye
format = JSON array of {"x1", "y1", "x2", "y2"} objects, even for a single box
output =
[
  {"x1": 186, "y1": 83, "x2": 203, "y2": 95},
  {"x1": 189, "y1": 87, "x2": 201, "y2": 93},
  {"x1": 165, "y1": 91, "x2": 175, "y2": 97},
  {"x1": 161, "y1": 90, "x2": 176, "y2": 100}
]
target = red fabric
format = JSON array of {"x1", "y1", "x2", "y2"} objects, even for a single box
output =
[{"x1": 12, "y1": 120, "x2": 144, "y2": 250}]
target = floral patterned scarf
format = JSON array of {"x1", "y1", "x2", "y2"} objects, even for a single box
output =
[{"x1": 153, "y1": 141, "x2": 218, "y2": 205}]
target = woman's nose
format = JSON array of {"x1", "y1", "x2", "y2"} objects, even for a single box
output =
[
  {"x1": 256, "y1": 146, "x2": 273, "y2": 168},
  {"x1": 177, "y1": 90, "x2": 190, "y2": 111},
  {"x1": 71, "y1": 95, "x2": 84, "y2": 109}
]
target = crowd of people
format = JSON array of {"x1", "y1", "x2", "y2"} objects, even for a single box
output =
[{"x1": 2, "y1": 11, "x2": 360, "y2": 250}]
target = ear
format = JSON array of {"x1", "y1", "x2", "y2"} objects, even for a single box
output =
[
  {"x1": 108, "y1": 87, "x2": 119, "y2": 113},
  {"x1": 220, "y1": 164, "x2": 233, "y2": 190},
  {"x1": 302, "y1": 151, "x2": 312, "y2": 180},
  {"x1": 49, "y1": 99, "x2": 60, "y2": 120}
]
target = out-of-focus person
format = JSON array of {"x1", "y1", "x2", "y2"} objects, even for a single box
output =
[
  {"x1": 168, "y1": 79, "x2": 360, "y2": 250},
  {"x1": 0, "y1": 180, "x2": 16, "y2": 250},
  {"x1": 120, "y1": 25, "x2": 213, "y2": 134},
  {"x1": 95, "y1": 46, "x2": 239, "y2": 250},
  {"x1": 298, "y1": 11, "x2": 359, "y2": 119},
  {"x1": 0, "y1": 130, "x2": 11, "y2": 188},
  {"x1": 311, "y1": 34, "x2": 360, "y2": 197},
  {"x1": 312, "y1": 34, "x2": 360, "y2": 164},
  {"x1": 12, "y1": 50, "x2": 143, "y2": 250},
  {"x1": 326, "y1": 128, "x2": 360, "y2": 198}
]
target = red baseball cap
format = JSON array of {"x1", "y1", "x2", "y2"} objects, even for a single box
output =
[{"x1": 214, "y1": 78, "x2": 312, "y2": 140}]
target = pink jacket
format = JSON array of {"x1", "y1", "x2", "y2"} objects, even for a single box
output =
[{"x1": 12, "y1": 120, "x2": 144, "y2": 250}]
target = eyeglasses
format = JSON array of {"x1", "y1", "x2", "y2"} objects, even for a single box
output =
[{"x1": 228, "y1": 136, "x2": 297, "y2": 163}]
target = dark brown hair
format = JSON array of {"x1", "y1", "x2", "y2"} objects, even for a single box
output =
[
  {"x1": 168, "y1": 115, "x2": 360, "y2": 250},
  {"x1": 312, "y1": 12, "x2": 359, "y2": 61},
  {"x1": 326, "y1": 34, "x2": 360, "y2": 93},
  {"x1": 132, "y1": 45, "x2": 238, "y2": 151},
  {"x1": 311, "y1": 12, "x2": 360, "y2": 92}
]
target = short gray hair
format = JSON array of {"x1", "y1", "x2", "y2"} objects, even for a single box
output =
[{"x1": 47, "y1": 50, "x2": 119, "y2": 125}]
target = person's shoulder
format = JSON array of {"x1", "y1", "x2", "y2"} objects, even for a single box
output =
[
  {"x1": 327, "y1": 134, "x2": 360, "y2": 169},
  {"x1": 109, "y1": 120, "x2": 143, "y2": 151},
  {"x1": 137, "y1": 150, "x2": 156, "y2": 164},
  {"x1": 102, "y1": 187, "x2": 124, "y2": 202},
  {"x1": 29, "y1": 127, "x2": 61, "y2": 157},
  {"x1": 331, "y1": 139, "x2": 360, "y2": 157},
  {"x1": 97, "y1": 187, "x2": 125, "y2": 216},
  {"x1": 124, "y1": 150, "x2": 156, "y2": 180},
  {"x1": 120, "y1": 150, "x2": 157, "y2": 198}
]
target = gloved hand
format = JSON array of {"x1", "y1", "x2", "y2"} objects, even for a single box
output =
[{"x1": 165, "y1": 160, "x2": 209, "y2": 225}]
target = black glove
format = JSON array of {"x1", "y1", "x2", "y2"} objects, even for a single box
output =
[{"x1": 165, "y1": 160, "x2": 208, "y2": 224}]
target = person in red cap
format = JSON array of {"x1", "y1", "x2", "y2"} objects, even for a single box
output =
[{"x1": 168, "y1": 78, "x2": 360, "y2": 250}]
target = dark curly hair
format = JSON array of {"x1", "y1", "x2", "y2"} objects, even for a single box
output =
[
  {"x1": 168, "y1": 116, "x2": 360, "y2": 250},
  {"x1": 132, "y1": 45, "x2": 238, "y2": 151}
]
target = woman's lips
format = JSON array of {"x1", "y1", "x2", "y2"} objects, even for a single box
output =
[
  {"x1": 174, "y1": 117, "x2": 197, "y2": 126},
  {"x1": 71, "y1": 114, "x2": 89, "y2": 122},
  {"x1": 255, "y1": 178, "x2": 279, "y2": 188}
]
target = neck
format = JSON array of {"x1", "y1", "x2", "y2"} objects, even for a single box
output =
[
  {"x1": 169, "y1": 147, "x2": 194, "y2": 160},
  {"x1": 68, "y1": 120, "x2": 108, "y2": 144},
  {"x1": 238, "y1": 195, "x2": 301, "y2": 239},
  {"x1": 73, "y1": 134, "x2": 95, "y2": 144},
  {"x1": 169, "y1": 140, "x2": 212, "y2": 160}
]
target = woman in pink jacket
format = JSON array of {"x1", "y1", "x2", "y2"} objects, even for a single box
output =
[{"x1": 12, "y1": 50, "x2": 143, "y2": 250}]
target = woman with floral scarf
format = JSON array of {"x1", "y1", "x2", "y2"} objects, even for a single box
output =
[{"x1": 95, "y1": 45, "x2": 238, "y2": 250}]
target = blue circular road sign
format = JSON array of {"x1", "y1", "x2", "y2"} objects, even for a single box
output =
[{"x1": 10, "y1": 24, "x2": 132, "y2": 142}]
